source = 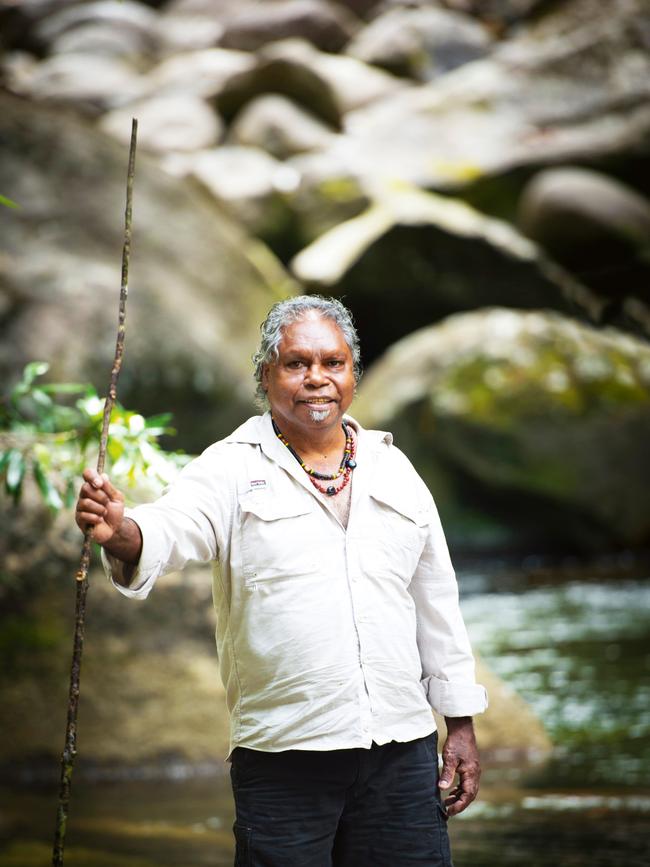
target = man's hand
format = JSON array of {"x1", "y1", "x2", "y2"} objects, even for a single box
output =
[
  {"x1": 438, "y1": 716, "x2": 481, "y2": 816},
  {"x1": 75, "y1": 469, "x2": 142, "y2": 574},
  {"x1": 76, "y1": 469, "x2": 125, "y2": 544}
]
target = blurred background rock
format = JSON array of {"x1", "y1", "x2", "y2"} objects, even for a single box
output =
[{"x1": 1, "y1": 2, "x2": 649, "y2": 865}]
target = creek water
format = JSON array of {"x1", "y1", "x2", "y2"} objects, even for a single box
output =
[{"x1": 2, "y1": 564, "x2": 649, "y2": 866}]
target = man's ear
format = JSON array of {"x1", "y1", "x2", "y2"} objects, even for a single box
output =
[{"x1": 261, "y1": 364, "x2": 269, "y2": 391}]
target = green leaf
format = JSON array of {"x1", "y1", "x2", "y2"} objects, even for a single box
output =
[
  {"x1": 144, "y1": 413, "x2": 173, "y2": 429},
  {"x1": 64, "y1": 478, "x2": 77, "y2": 508},
  {"x1": 40, "y1": 382, "x2": 94, "y2": 395},
  {"x1": 5, "y1": 449, "x2": 25, "y2": 497},
  {"x1": 0, "y1": 450, "x2": 10, "y2": 475},
  {"x1": 30, "y1": 388, "x2": 54, "y2": 409},
  {"x1": 33, "y1": 458, "x2": 64, "y2": 512},
  {"x1": 22, "y1": 361, "x2": 49, "y2": 387},
  {"x1": 0, "y1": 194, "x2": 19, "y2": 209}
]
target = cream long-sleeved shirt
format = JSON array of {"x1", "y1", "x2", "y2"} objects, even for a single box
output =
[{"x1": 103, "y1": 413, "x2": 487, "y2": 755}]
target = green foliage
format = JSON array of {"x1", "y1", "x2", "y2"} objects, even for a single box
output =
[
  {"x1": 0, "y1": 362, "x2": 190, "y2": 511},
  {"x1": 0, "y1": 193, "x2": 19, "y2": 209}
]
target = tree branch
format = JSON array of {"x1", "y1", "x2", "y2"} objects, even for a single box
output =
[{"x1": 52, "y1": 118, "x2": 138, "y2": 867}]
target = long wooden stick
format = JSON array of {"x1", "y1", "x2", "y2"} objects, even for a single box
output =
[{"x1": 52, "y1": 118, "x2": 138, "y2": 867}]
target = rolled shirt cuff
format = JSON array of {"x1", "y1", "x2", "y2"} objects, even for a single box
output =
[
  {"x1": 101, "y1": 548, "x2": 156, "y2": 599},
  {"x1": 422, "y1": 674, "x2": 489, "y2": 718},
  {"x1": 100, "y1": 509, "x2": 163, "y2": 600}
]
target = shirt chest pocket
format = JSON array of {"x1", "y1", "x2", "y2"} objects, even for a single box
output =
[
  {"x1": 239, "y1": 490, "x2": 318, "y2": 585},
  {"x1": 361, "y1": 488, "x2": 431, "y2": 584}
]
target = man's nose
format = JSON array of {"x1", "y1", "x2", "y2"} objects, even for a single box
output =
[{"x1": 304, "y1": 363, "x2": 327, "y2": 385}]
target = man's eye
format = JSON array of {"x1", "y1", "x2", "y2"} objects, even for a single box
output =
[
  {"x1": 328, "y1": 360, "x2": 344, "y2": 367},
  {"x1": 288, "y1": 360, "x2": 304, "y2": 368}
]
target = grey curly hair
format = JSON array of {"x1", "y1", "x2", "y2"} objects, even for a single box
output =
[{"x1": 253, "y1": 295, "x2": 362, "y2": 407}]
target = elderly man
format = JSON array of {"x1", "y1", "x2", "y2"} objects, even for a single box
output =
[{"x1": 76, "y1": 295, "x2": 487, "y2": 867}]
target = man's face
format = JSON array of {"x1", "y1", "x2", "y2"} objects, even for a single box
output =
[{"x1": 262, "y1": 312, "x2": 356, "y2": 439}]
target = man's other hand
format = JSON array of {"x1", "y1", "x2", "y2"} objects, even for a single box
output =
[
  {"x1": 75, "y1": 469, "x2": 125, "y2": 545},
  {"x1": 438, "y1": 716, "x2": 481, "y2": 816}
]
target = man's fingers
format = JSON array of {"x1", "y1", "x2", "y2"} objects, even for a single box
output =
[
  {"x1": 80, "y1": 469, "x2": 122, "y2": 501},
  {"x1": 445, "y1": 789, "x2": 475, "y2": 816},
  {"x1": 445, "y1": 778, "x2": 478, "y2": 815},
  {"x1": 97, "y1": 472, "x2": 122, "y2": 500},
  {"x1": 442, "y1": 765, "x2": 480, "y2": 816},
  {"x1": 438, "y1": 758, "x2": 458, "y2": 791},
  {"x1": 77, "y1": 498, "x2": 106, "y2": 517},
  {"x1": 82, "y1": 468, "x2": 103, "y2": 487},
  {"x1": 79, "y1": 482, "x2": 109, "y2": 505}
]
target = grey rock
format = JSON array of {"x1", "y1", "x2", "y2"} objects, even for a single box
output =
[
  {"x1": 291, "y1": 184, "x2": 601, "y2": 362},
  {"x1": 7, "y1": 52, "x2": 142, "y2": 113},
  {"x1": 355, "y1": 308, "x2": 650, "y2": 547},
  {"x1": 442, "y1": 0, "x2": 547, "y2": 28},
  {"x1": 140, "y1": 48, "x2": 255, "y2": 99},
  {"x1": 518, "y1": 167, "x2": 650, "y2": 302},
  {"x1": 185, "y1": 145, "x2": 369, "y2": 258},
  {"x1": 189, "y1": 145, "x2": 298, "y2": 248},
  {"x1": 346, "y1": 5, "x2": 492, "y2": 80},
  {"x1": 48, "y1": 21, "x2": 158, "y2": 59},
  {"x1": 228, "y1": 93, "x2": 336, "y2": 160},
  {"x1": 34, "y1": 0, "x2": 159, "y2": 50},
  {"x1": 285, "y1": 150, "x2": 371, "y2": 246},
  {"x1": 100, "y1": 95, "x2": 223, "y2": 153},
  {"x1": 156, "y1": 12, "x2": 225, "y2": 54},
  {"x1": 259, "y1": 38, "x2": 407, "y2": 114},
  {"x1": 216, "y1": 48, "x2": 342, "y2": 129},
  {"x1": 218, "y1": 0, "x2": 359, "y2": 53},
  {"x1": 336, "y1": 0, "x2": 383, "y2": 18},
  {"x1": 0, "y1": 92, "x2": 297, "y2": 453}
]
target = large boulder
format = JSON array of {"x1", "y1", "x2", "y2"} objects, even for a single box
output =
[
  {"x1": 138, "y1": 47, "x2": 255, "y2": 99},
  {"x1": 354, "y1": 308, "x2": 650, "y2": 549},
  {"x1": 256, "y1": 38, "x2": 408, "y2": 114},
  {"x1": 518, "y1": 167, "x2": 650, "y2": 304},
  {"x1": 215, "y1": 43, "x2": 342, "y2": 129},
  {"x1": 100, "y1": 93, "x2": 224, "y2": 153},
  {"x1": 158, "y1": 147, "x2": 370, "y2": 263},
  {"x1": 217, "y1": 0, "x2": 359, "y2": 53},
  {"x1": 227, "y1": 93, "x2": 336, "y2": 159},
  {"x1": 33, "y1": 0, "x2": 161, "y2": 59},
  {"x1": 0, "y1": 93, "x2": 297, "y2": 454},
  {"x1": 346, "y1": 5, "x2": 492, "y2": 81},
  {"x1": 284, "y1": 150, "x2": 371, "y2": 248},
  {"x1": 291, "y1": 185, "x2": 601, "y2": 363},
  {"x1": 185, "y1": 145, "x2": 300, "y2": 256},
  {"x1": 5, "y1": 51, "x2": 143, "y2": 114}
]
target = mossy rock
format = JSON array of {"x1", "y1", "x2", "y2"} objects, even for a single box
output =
[{"x1": 355, "y1": 308, "x2": 650, "y2": 548}]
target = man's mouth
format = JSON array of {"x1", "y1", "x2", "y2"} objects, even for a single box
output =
[{"x1": 300, "y1": 398, "x2": 334, "y2": 405}]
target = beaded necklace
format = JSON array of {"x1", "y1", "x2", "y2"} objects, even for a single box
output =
[{"x1": 272, "y1": 417, "x2": 357, "y2": 496}]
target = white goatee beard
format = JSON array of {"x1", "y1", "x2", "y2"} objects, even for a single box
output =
[{"x1": 308, "y1": 408, "x2": 330, "y2": 423}]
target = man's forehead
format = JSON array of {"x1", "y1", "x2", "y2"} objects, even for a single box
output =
[{"x1": 278, "y1": 314, "x2": 348, "y2": 347}]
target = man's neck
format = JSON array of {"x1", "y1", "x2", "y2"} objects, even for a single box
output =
[{"x1": 273, "y1": 416, "x2": 346, "y2": 466}]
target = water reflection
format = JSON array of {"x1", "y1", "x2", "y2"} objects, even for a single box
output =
[{"x1": 460, "y1": 578, "x2": 650, "y2": 788}]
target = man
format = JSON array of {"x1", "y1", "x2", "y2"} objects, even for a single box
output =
[{"x1": 76, "y1": 295, "x2": 487, "y2": 867}]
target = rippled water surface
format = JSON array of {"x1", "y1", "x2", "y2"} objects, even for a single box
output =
[{"x1": 2, "y1": 573, "x2": 649, "y2": 866}]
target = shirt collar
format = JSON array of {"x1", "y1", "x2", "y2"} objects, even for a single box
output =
[{"x1": 224, "y1": 412, "x2": 393, "y2": 453}]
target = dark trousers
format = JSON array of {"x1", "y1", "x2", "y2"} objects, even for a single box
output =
[{"x1": 230, "y1": 732, "x2": 453, "y2": 867}]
